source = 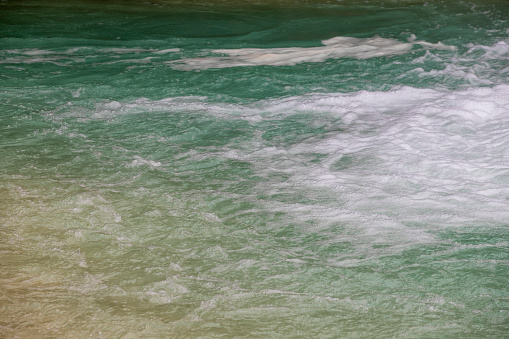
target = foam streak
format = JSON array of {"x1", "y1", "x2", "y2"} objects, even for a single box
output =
[{"x1": 168, "y1": 36, "x2": 457, "y2": 70}]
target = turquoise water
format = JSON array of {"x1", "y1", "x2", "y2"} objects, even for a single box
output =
[{"x1": 1, "y1": 0, "x2": 509, "y2": 337}]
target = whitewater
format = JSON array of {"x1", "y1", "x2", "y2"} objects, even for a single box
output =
[{"x1": 1, "y1": 0, "x2": 509, "y2": 337}]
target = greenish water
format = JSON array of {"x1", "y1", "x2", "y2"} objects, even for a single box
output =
[{"x1": 1, "y1": 0, "x2": 509, "y2": 337}]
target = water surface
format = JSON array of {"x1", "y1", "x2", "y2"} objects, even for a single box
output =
[{"x1": 1, "y1": 0, "x2": 509, "y2": 337}]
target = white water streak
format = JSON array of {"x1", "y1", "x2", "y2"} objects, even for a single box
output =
[{"x1": 168, "y1": 35, "x2": 457, "y2": 70}]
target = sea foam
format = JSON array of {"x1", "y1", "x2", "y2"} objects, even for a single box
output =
[
  {"x1": 59, "y1": 84, "x2": 509, "y2": 250},
  {"x1": 168, "y1": 35, "x2": 457, "y2": 70}
]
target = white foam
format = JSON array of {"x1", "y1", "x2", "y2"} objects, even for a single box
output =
[
  {"x1": 466, "y1": 40, "x2": 509, "y2": 59},
  {"x1": 399, "y1": 38, "x2": 509, "y2": 86},
  {"x1": 0, "y1": 47, "x2": 179, "y2": 65},
  {"x1": 153, "y1": 48, "x2": 180, "y2": 55},
  {"x1": 129, "y1": 155, "x2": 162, "y2": 168},
  {"x1": 66, "y1": 84, "x2": 509, "y2": 251},
  {"x1": 99, "y1": 47, "x2": 179, "y2": 54},
  {"x1": 168, "y1": 35, "x2": 456, "y2": 70},
  {"x1": 2, "y1": 47, "x2": 180, "y2": 55},
  {"x1": 0, "y1": 57, "x2": 76, "y2": 66},
  {"x1": 198, "y1": 85, "x2": 509, "y2": 250}
]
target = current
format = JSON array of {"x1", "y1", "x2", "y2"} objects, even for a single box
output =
[{"x1": 1, "y1": 0, "x2": 509, "y2": 337}]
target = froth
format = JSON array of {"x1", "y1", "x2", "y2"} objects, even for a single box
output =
[
  {"x1": 168, "y1": 35, "x2": 457, "y2": 70},
  {"x1": 400, "y1": 38, "x2": 509, "y2": 86},
  {"x1": 237, "y1": 85, "x2": 509, "y2": 249},
  {"x1": 0, "y1": 47, "x2": 180, "y2": 66},
  {"x1": 59, "y1": 84, "x2": 509, "y2": 252}
]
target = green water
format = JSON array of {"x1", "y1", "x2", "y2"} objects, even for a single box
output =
[{"x1": 1, "y1": 0, "x2": 509, "y2": 337}]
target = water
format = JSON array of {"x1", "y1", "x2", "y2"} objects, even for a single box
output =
[{"x1": 1, "y1": 0, "x2": 509, "y2": 337}]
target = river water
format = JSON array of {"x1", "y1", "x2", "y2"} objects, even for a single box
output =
[{"x1": 1, "y1": 0, "x2": 509, "y2": 337}]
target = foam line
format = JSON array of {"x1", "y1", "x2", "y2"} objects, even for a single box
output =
[{"x1": 168, "y1": 35, "x2": 457, "y2": 70}]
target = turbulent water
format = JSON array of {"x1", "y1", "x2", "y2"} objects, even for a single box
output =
[{"x1": 1, "y1": 0, "x2": 509, "y2": 337}]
